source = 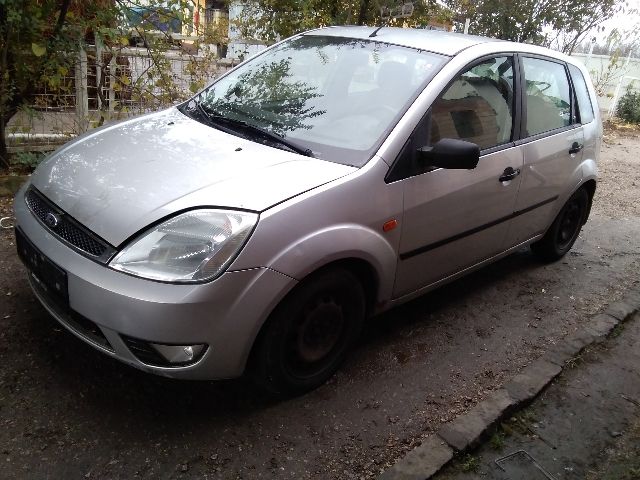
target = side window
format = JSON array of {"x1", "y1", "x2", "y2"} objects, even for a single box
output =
[
  {"x1": 568, "y1": 64, "x2": 595, "y2": 124},
  {"x1": 430, "y1": 56, "x2": 514, "y2": 150},
  {"x1": 522, "y1": 57, "x2": 571, "y2": 136}
]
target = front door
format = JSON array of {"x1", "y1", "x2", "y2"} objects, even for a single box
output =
[{"x1": 393, "y1": 55, "x2": 524, "y2": 297}]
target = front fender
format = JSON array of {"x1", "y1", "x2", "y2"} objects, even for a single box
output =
[
  {"x1": 228, "y1": 158, "x2": 403, "y2": 305},
  {"x1": 267, "y1": 223, "x2": 398, "y2": 303}
]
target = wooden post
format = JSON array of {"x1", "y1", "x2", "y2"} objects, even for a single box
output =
[
  {"x1": 108, "y1": 55, "x2": 116, "y2": 117},
  {"x1": 75, "y1": 45, "x2": 89, "y2": 133},
  {"x1": 95, "y1": 34, "x2": 104, "y2": 111}
]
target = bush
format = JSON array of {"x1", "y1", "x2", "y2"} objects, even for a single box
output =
[
  {"x1": 11, "y1": 151, "x2": 45, "y2": 170},
  {"x1": 616, "y1": 86, "x2": 640, "y2": 124}
]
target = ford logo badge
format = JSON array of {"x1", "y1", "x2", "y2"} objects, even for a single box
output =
[{"x1": 45, "y1": 212, "x2": 60, "y2": 228}]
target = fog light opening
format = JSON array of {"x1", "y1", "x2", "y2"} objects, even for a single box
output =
[{"x1": 150, "y1": 343, "x2": 206, "y2": 365}]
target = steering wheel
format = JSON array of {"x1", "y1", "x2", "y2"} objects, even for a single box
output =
[{"x1": 535, "y1": 81, "x2": 552, "y2": 92}]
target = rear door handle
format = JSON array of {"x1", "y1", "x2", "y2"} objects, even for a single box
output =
[
  {"x1": 499, "y1": 167, "x2": 520, "y2": 182},
  {"x1": 569, "y1": 142, "x2": 583, "y2": 154}
]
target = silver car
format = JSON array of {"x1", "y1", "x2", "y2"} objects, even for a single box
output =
[{"x1": 14, "y1": 26, "x2": 600, "y2": 394}]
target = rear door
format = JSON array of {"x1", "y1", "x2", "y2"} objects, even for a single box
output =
[
  {"x1": 504, "y1": 55, "x2": 584, "y2": 247},
  {"x1": 392, "y1": 55, "x2": 524, "y2": 297}
]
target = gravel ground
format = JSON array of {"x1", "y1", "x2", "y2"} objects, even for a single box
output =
[
  {"x1": 0, "y1": 130, "x2": 639, "y2": 479},
  {"x1": 592, "y1": 125, "x2": 640, "y2": 218}
]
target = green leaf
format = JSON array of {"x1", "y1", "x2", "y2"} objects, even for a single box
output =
[{"x1": 31, "y1": 43, "x2": 46, "y2": 57}]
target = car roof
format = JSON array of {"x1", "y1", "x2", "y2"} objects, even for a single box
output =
[{"x1": 304, "y1": 26, "x2": 503, "y2": 56}]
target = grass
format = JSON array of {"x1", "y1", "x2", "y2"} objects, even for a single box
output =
[
  {"x1": 611, "y1": 323, "x2": 625, "y2": 338},
  {"x1": 503, "y1": 410, "x2": 538, "y2": 435},
  {"x1": 460, "y1": 454, "x2": 480, "y2": 473},
  {"x1": 489, "y1": 432, "x2": 506, "y2": 451},
  {"x1": 566, "y1": 353, "x2": 585, "y2": 369}
]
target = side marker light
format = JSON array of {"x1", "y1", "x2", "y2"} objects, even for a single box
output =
[{"x1": 383, "y1": 219, "x2": 398, "y2": 232}]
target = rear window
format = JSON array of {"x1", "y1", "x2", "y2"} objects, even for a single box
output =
[{"x1": 568, "y1": 64, "x2": 595, "y2": 124}]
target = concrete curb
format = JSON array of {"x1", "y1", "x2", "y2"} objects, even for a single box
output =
[{"x1": 378, "y1": 292, "x2": 640, "y2": 480}]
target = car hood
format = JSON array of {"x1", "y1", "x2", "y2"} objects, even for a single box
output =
[{"x1": 30, "y1": 108, "x2": 356, "y2": 246}]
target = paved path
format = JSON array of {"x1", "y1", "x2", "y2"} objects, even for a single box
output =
[{"x1": 436, "y1": 311, "x2": 640, "y2": 480}]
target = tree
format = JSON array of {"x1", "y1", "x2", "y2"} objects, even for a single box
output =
[
  {"x1": 446, "y1": 0, "x2": 628, "y2": 54},
  {"x1": 0, "y1": 0, "x2": 206, "y2": 170},
  {"x1": 0, "y1": 0, "x2": 119, "y2": 169},
  {"x1": 197, "y1": 55, "x2": 325, "y2": 136},
  {"x1": 233, "y1": 0, "x2": 447, "y2": 45},
  {"x1": 446, "y1": 0, "x2": 552, "y2": 44},
  {"x1": 545, "y1": 0, "x2": 630, "y2": 54},
  {"x1": 587, "y1": 28, "x2": 640, "y2": 97}
]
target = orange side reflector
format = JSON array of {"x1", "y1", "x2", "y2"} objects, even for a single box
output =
[{"x1": 383, "y1": 219, "x2": 398, "y2": 232}]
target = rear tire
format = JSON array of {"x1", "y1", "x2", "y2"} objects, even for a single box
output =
[
  {"x1": 251, "y1": 267, "x2": 366, "y2": 396},
  {"x1": 531, "y1": 187, "x2": 589, "y2": 262}
]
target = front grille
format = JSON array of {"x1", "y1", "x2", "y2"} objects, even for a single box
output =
[{"x1": 25, "y1": 187, "x2": 115, "y2": 262}]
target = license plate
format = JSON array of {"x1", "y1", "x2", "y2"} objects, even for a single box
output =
[{"x1": 15, "y1": 228, "x2": 69, "y2": 307}]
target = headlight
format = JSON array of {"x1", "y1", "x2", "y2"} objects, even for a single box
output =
[{"x1": 110, "y1": 209, "x2": 258, "y2": 283}]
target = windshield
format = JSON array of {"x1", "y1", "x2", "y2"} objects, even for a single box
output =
[{"x1": 181, "y1": 35, "x2": 446, "y2": 166}]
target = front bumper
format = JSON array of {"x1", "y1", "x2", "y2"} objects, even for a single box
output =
[{"x1": 14, "y1": 185, "x2": 296, "y2": 380}]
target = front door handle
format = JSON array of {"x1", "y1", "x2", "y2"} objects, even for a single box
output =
[
  {"x1": 499, "y1": 167, "x2": 520, "y2": 182},
  {"x1": 569, "y1": 142, "x2": 583, "y2": 154}
]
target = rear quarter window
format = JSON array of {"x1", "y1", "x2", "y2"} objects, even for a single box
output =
[{"x1": 568, "y1": 64, "x2": 595, "y2": 124}]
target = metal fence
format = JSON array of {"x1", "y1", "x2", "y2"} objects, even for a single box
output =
[{"x1": 7, "y1": 45, "x2": 237, "y2": 153}]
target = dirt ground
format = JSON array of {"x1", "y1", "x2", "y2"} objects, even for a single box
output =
[{"x1": 0, "y1": 131, "x2": 639, "y2": 480}]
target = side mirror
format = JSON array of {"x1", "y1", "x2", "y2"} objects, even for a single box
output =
[{"x1": 416, "y1": 138, "x2": 480, "y2": 170}]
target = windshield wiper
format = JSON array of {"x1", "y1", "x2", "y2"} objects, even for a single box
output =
[{"x1": 190, "y1": 103, "x2": 314, "y2": 157}]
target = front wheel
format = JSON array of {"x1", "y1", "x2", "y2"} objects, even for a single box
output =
[
  {"x1": 251, "y1": 267, "x2": 366, "y2": 396},
  {"x1": 531, "y1": 187, "x2": 589, "y2": 262}
]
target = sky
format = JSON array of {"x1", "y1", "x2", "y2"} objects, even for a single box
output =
[{"x1": 589, "y1": 0, "x2": 640, "y2": 42}]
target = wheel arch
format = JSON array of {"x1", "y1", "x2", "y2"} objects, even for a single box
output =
[
  {"x1": 264, "y1": 223, "x2": 397, "y2": 304},
  {"x1": 581, "y1": 178, "x2": 597, "y2": 224}
]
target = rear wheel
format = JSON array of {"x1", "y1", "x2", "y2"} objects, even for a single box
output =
[
  {"x1": 531, "y1": 187, "x2": 589, "y2": 262},
  {"x1": 251, "y1": 267, "x2": 366, "y2": 396}
]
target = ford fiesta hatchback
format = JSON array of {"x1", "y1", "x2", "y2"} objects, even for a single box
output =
[{"x1": 14, "y1": 26, "x2": 600, "y2": 394}]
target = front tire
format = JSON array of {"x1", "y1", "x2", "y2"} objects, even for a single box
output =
[
  {"x1": 251, "y1": 267, "x2": 366, "y2": 396},
  {"x1": 531, "y1": 187, "x2": 589, "y2": 262}
]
